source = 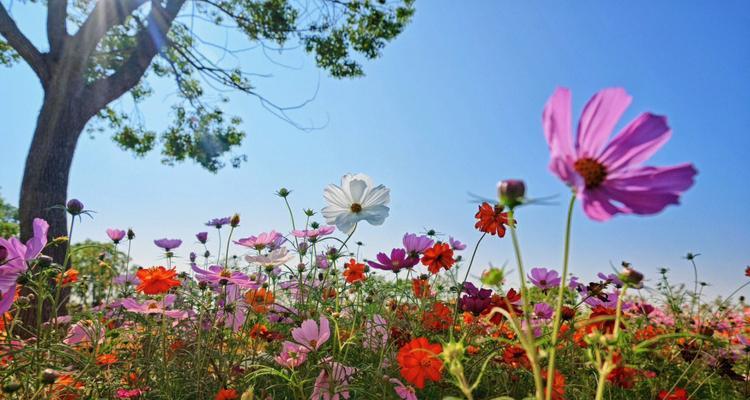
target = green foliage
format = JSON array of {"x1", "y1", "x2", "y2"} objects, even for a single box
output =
[
  {"x1": 0, "y1": 38, "x2": 19, "y2": 65},
  {"x1": 0, "y1": 190, "x2": 19, "y2": 238}
]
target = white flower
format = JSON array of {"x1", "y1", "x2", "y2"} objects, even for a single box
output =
[
  {"x1": 245, "y1": 247, "x2": 294, "y2": 267},
  {"x1": 322, "y1": 173, "x2": 390, "y2": 234}
]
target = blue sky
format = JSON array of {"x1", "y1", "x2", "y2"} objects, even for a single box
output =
[{"x1": 1, "y1": 1, "x2": 748, "y2": 297}]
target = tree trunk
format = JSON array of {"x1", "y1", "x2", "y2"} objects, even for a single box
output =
[{"x1": 17, "y1": 86, "x2": 85, "y2": 331}]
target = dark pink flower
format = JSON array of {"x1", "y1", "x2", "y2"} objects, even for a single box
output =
[
  {"x1": 543, "y1": 87, "x2": 697, "y2": 221},
  {"x1": 367, "y1": 248, "x2": 418, "y2": 273}
]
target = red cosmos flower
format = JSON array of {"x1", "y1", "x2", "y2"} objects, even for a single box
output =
[
  {"x1": 421, "y1": 243, "x2": 454, "y2": 274},
  {"x1": 214, "y1": 388, "x2": 239, "y2": 400},
  {"x1": 541, "y1": 369, "x2": 566, "y2": 400},
  {"x1": 502, "y1": 345, "x2": 530, "y2": 369},
  {"x1": 57, "y1": 268, "x2": 79, "y2": 285},
  {"x1": 422, "y1": 302, "x2": 453, "y2": 331},
  {"x1": 96, "y1": 353, "x2": 118, "y2": 367},
  {"x1": 745, "y1": 266, "x2": 750, "y2": 277},
  {"x1": 482, "y1": 289, "x2": 522, "y2": 325},
  {"x1": 658, "y1": 388, "x2": 688, "y2": 400},
  {"x1": 474, "y1": 202, "x2": 511, "y2": 237},
  {"x1": 397, "y1": 337, "x2": 443, "y2": 389},
  {"x1": 136, "y1": 266, "x2": 181, "y2": 295},
  {"x1": 412, "y1": 278, "x2": 431, "y2": 299},
  {"x1": 343, "y1": 258, "x2": 366, "y2": 283}
]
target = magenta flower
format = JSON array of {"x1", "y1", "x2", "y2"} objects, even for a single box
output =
[
  {"x1": 543, "y1": 87, "x2": 697, "y2": 221},
  {"x1": 291, "y1": 226, "x2": 335, "y2": 240},
  {"x1": 191, "y1": 264, "x2": 253, "y2": 287},
  {"x1": 275, "y1": 341, "x2": 308, "y2": 368},
  {"x1": 0, "y1": 218, "x2": 48, "y2": 313},
  {"x1": 196, "y1": 231, "x2": 208, "y2": 244},
  {"x1": 533, "y1": 302, "x2": 554, "y2": 320},
  {"x1": 448, "y1": 236, "x2": 466, "y2": 251},
  {"x1": 366, "y1": 248, "x2": 418, "y2": 273},
  {"x1": 402, "y1": 233, "x2": 434, "y2": 258},
  {"x1": 235, "y1": 230, "x2": 283, "y2": 250},
  {"x1": 106, "y1": 228, "x2": 126, "y2": 244},
  {"x1": 153, "y1": 238, "x2": 182, "y2": 251},
  {"x1": 291, "y1": 316, "x2": 330, "y2": 351},
  {"x1": 528, "y1": 267, "x2": 561, "y2": 290}
]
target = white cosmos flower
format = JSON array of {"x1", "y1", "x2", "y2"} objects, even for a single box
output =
[
  {"x1": 245, "y1": 247, "x2": 294, "y2": 267},
  {"x1": 322, "y1": 173, "x2": 390, "y2": 234}
]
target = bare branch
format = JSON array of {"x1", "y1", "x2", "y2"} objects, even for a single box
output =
[
  {"x1": 47, "y1": 0, "x2": 69, "y2": 58},
  {"x1": 73, "y1": 0, "x2": 149, "y2": 63},
  {"x1": 82, "y1": 0, "x2": 186, "y2": 119},
  {"x1": 0, "y1": 3, "x2": 49, "y2": 82}
]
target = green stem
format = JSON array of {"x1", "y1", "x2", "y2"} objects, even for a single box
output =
[
  {"x1": 451, "y1": 232, "x2": 487, "y2": 338},
  {"x1": 544, "y1": 194, "x2": 576, "y2": 400}
]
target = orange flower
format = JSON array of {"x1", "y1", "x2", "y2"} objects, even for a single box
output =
[
  {"x1": 420, "y1": 243, "x2": 454, "y2": 274},
  {"x1": 658, "y1": 388, "x2": 688, "y2": 400},
  {"x1": 215, "y1": 388, "x2": 239, "y2": 400},
  {"x1": 96, "y1": 353, "x2": 118, "y2": 366},
  {"x1": 343, "y1": 258, "x2": 366, "y2": 283},
  {"x1": 250, "y1": 323, "x2": 269, "y2": 339},
  {"x1": 422, "y1": 302, "x2": 453, "y2": 331},
  {"x1": 136, "y1": 266, "x2": 180, "y2": 295},
  {"x1": 53, "y1": 374, "x2": 85, "y2": 400},
  {"x1": 502, "y1": 345, "x2": 530, "y2": 369},
  {"x1": 397, "y1": 337, "x2": 443, "y2": 389},
  {"x1": 541, "y1": 369, "x2": 566, "y2": 400},
  {"x1": 245, "y1": 288, "x2": 275, "y2": 313},
  {"x1": 412, "y1": 277, "x2": 431, "y2": 298},
  {"x1": 474, "y1": 202, "x2": 511, "y2": 236},
  {"x1": 57, "y1": 268, "x2": 79, "y2": 285}
]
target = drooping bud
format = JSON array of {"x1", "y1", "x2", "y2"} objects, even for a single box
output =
[
  {"x1": 127, "y1": 228, "x2": 136, "y2": 240},
  {"x1": 230, "y1": 214, "x2": 241, "y2": 227},
  {"x1": 65, "y1": 199, "x2": 84, "y2": 216},
  {"x1": 498, "y1": 179, "x2": 526, "y2": 209}
]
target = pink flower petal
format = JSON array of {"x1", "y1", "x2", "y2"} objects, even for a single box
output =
[
  {"x1": 607, "y1": 163, "x2": 697, "y2": 193},
  {"x1": 576, "y1": 88, "x2": 632, "y2": 158},
  {"x1": 543, "y1": 87, "x2": 575, "y2": 160},
  {"x1": 599, "y1": 113, "x2": 672, "y2": 172}
]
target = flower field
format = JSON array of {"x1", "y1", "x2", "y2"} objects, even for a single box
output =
[{"x1": 1, "y1": 88, "x2": 748, "y2": 400}]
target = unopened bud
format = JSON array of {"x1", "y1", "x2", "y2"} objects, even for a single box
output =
[
  {"x1": 40, "y1": 369, "x2": 58, "y2": 384},
  {"x1": 66, "y1": 199, "x2": 84, "y2": 216},
  {"x1": 127, "y1": 228, "x2": 135, "y2": 240},
  {"x1": 230, "y1": 214, "x2": 240, "y2": 227},
  {"x1": 498, "y1": 179, "x2": 526, "y2": 209}
]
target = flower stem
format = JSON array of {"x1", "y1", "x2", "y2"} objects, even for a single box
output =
[
  {"x1": 545, "y1": 193, "x2": 576, "y2": 400},
  {"x1": 451, "y1": 232, "x2": 486, "y2": 338}
]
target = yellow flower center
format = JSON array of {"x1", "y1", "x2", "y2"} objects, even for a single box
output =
[{"x1": 350, "y1": 203, "x2": 363, "y2": 213}]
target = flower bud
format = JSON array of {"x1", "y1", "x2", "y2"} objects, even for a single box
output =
[
  {"x1": 127, "y1": 228, "x2": 136, "y2": 240},
  {"x1": 196, "y1": 232, "x2": 208, "y2": 244},
  {"x1": 230, "y1": 214, "x2": 240, "y2": 227},
  {"x1": 66, "y1": 199, "x2": 84, "y2": 216},
  {"x1": 36, "y1": 255, "x2": 53, "y2": 269},
  {"x1": 620, "y1": 266, "x2": 644, "y2": 287},
  {"x1": 480, "y1": 267, "x2": 505, "y2": 286},
  {"x1": 40, "y1": 369, "x2": 58, "y2": 385},
  {"x1": 498, "y1": 179, "x2": 526, "y2": 209},
  {"x1": 276, "y1": 188, "x2": 290, "y2": 198},
  {"x1": 2, "y1": 380, "x2": 21, "y2": 393},
  {"x1": 189, "y1": 252, "x2": 197, "y2": 263}
]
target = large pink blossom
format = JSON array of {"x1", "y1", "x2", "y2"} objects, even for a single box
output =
[
  {"x1": 291, "y1": 316, "x2": 330, "y2": 351},
  {"x1": 0, "y1": 218, "x2": 49, "y2": 313},
  {"x1": 543, "y1": 87, "x2": 697, "y2": 221}
]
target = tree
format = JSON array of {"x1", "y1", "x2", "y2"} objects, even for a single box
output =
[
  {"x1": 0, "y1": 190, "x2": 19, "y2": 238},
  {"x1": 0, "y1": 0, "x2": 414, "y2": 249}
]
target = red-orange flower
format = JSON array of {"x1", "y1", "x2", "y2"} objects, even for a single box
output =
[
  {"x1": 658, "y1": 388, "x2": 688, "y2": 400},
  {"x1": 96, "y1": 353, "x2": 118, "y2": 366},
  {"x1": 215, "y1": 388, "x2": 239, "y2": 400},
  {"x1": 420, "y1": 243, "x2": 454, "y2": 274},
  {"x1": 343, "y1": 258, "x2": 366, "y2": 283},
  {"x1": 422, "y1": 302, "x2": 453, "y2": 331},
  {"x1": 502, "y1": 345, "x2": 530, "y2": 369},
  {"x1": 541, "y1": 369, "x2": 566, "y2": 400},
  {"x1": 397, "y1": 337, "x2": 443, "y2": 389},
  {"x1": 745, "y1": 266, "x2": 750, "y2": 277},
  {"x1": 474, "y1": 202, "x2": 511, "y2": 237},
  {"x1": 136, "y1": 266, "x2": 181, "y2": 295},
  {"x1": 412, "y1": 277, "x2": 431, "y2": 299},
  {"x1": 245, "y1": 288, "x2": 275, "y2": 313},
  {"x1": 57, "y1": 268, "x2": 79, "y2": 285},
  {"x1": 53, "y1": 374, "x2": 85, "y2": 400}
]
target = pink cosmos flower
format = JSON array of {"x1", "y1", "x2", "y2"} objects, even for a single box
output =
[
  {"x1": 0, "y1": 218, "x2": 48, "y2": 313},
  {"x1": 362, "y1": 315, "x2": 389, "y2": 350},
  {"x1": 291, "y1": 316, "x2": 330, "y2": 351},
  {"x1": 275, "y1": 341, "x2": 308, "y2": 368},
  {"x1": 543, "y1": 87, "x2": 697, "y2": 221},
  {"x1": 291, "y1": 226, "x2": 335, "y2": 239},
  {"x1": 106, "y1": 228, "x2": 127, "y2": 244},
  {"x1": 311, "y1": 359, "x2": 357, "y2": 400},
  {"x1": 119, "y1": 294, "x2": 188, "y2": 320},
  {"x1": 63, "y1": 320, "x2": 105, "y2": 346},
  {"x1": 235, "y1": 230, "x2": 284, "y2": 250},
  {"x1": 191, "y1": 264, "x2": 254, "y2": 288},
  {"x1": 388, "y1": 377, "x2": 418, "y2": 400}
]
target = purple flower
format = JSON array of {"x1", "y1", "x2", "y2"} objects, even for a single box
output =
[
  {"x1": 0, "y1": 218, "x2": 48, "y2": 313},
  {"x1": 106, "y1": 229, "x2": 126, "y2": 244},
  {"x1": 153, "y1": 238, "x2": 182, "y2": 251},
  {"x1": 205, "y1": 217, "x2": 231, "y2": 229},
  {"x1": 534, "y1": 302, "x2": 554, "y2": 320},
  {"x1": 112, "y1": 274, "x2": 140, "y2": 286},
  {"x1": 459, "y1": 282, "x2": 492, "y2": 316},
  {"x1": 449, "y1": 236, "x2": 467, "y2": 251},
  {"x1": 191, "y1": 264, "x2": 253, "y2": 287},
  {"x1": 291, "y1": 226, "x2": 335, "y2": 240},
  {"x1": 235, "y1": 230, "x2": 284, "y2": 250},
  {"x1": 597, "y1": 272, "x2": 624, "y2": 288},
  {"x1": 402, "y1": 233, "x2": 434, "y2": 258},
  {"x1": 528, "y1": 267, "x2": 562, "y2": 290},
  {"x1": 568, "y1": 275, "x2": 581, "y2": 290},
  {"x1": 366, "y1": 248, "x2": 418, "y2": 273},
  {"x1": 196, "y1": 231, "x2": 208, "y2": 244}
]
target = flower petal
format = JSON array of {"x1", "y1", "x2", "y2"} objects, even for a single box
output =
[
  {"x1": 607, "y1": 163, "x2": 697, "y2": 193},
  {"x1": 543, "y1": 87, "x2": 575, "y2": 160},
  {"x1": 360, "y1": 205, "x2": 390, "y2": 226},
  {"x1": 580, "y1": 188, "x2": 624, "y2": 221},
  {"x1": 362, "y1": 184, "x2": 390, "y2": 208},
  {"x1": 577, "y1": 88, "x2": 632, "y2": 158},
  {"x1": 599, "y1": 113, "x2": 672, "y2": 172}
]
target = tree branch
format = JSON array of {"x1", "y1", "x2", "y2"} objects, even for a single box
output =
[
  {"x1": 73, "y1": 0, "x2": 149, "y2": 63},
  {"x1": 0, "y1": 3, "x2": 49, "y2": 82},
  {"x1": 47, "y1": 0, "x2": 69, "y2": 58},
  {"x1": 82, "y1": 0, "x2": 186, "y2": 120}
]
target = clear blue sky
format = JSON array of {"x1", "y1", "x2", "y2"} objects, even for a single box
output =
[{"x1": 1, "y1": 1, "x2": 748, "y2": 298}]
